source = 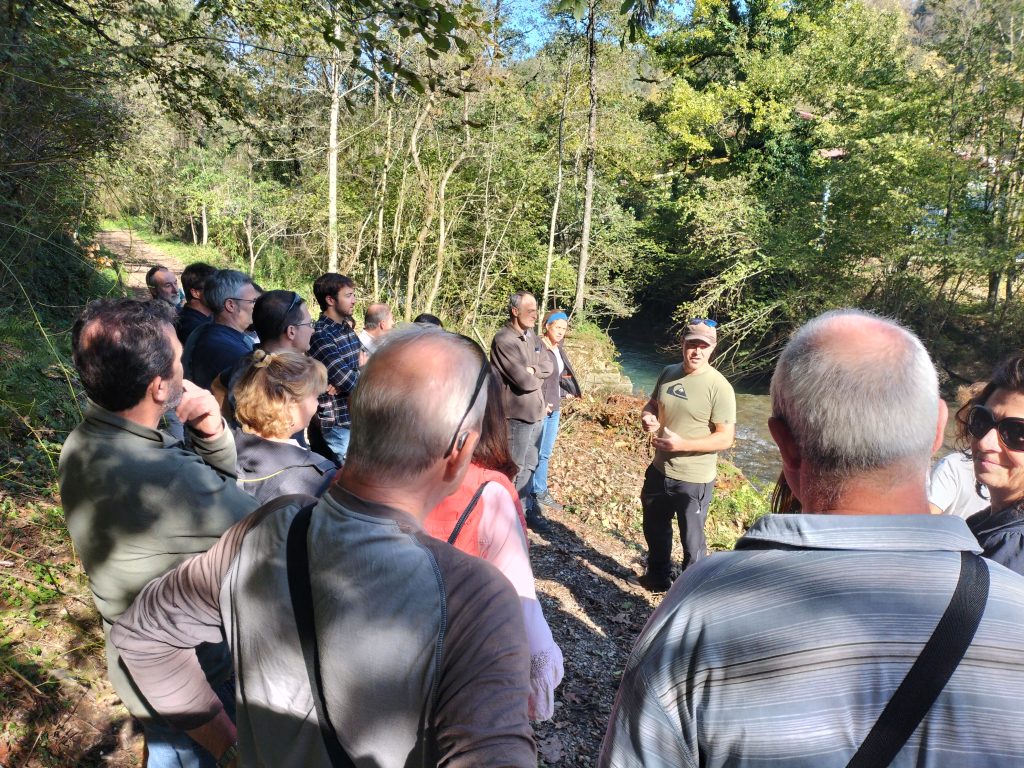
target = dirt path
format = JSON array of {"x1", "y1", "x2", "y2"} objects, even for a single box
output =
[{"x1": 94, "y1": 230, "x2": 186, "y2": 298}]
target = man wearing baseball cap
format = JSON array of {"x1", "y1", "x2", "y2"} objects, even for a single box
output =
[{"x1": 632, "y1": 319, "x2": 736, "y2": 592}]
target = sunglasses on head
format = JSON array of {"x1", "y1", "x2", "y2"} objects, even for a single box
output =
[
  {"x1": 689, "y1": 318, "x2": 718, "y2": 328},
  {"x1": 967, "y1": 405, "x2": 1024, "y2": 452}
]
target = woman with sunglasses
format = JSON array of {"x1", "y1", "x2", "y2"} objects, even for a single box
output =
[
  {"x1": 962, "y1": 354, "x2": 1024, "y2": 573},
  {"x1": 425, "y1": 372, "x2": 563, "y2": 721}
]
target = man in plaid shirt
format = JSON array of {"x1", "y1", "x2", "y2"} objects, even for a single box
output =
[{"x1": 308, "y1": 273, "x2": 365, "y2": 461}]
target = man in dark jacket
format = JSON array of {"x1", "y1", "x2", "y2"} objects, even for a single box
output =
[
  {"x1": 490, "y1": 290, "x2": 554, "y2": 531},
  {"x1": 182, "y1": 269, "x2": 260, "y2": 389}
]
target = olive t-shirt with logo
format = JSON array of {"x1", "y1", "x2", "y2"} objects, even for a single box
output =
[{"x1": 651, "y1": 363, "x2": 736, "y2": 484}]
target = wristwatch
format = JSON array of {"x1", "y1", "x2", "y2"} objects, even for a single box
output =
[{"x1": 216, "y1": 742, "x2": 239, "y2": 768}]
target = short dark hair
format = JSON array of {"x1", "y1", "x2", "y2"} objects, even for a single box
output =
[
  {"x1": 364, "y1": 304, "x2": 393, "y2": 330},
  {"x1": 181, "y1": 262, "x2": 216, "y2": 301},
  {"x1": 508, "y1": 290, "x2": 533, "y2": 317},
  {"x1": 313, "y1": 273, "x2": 355, "y2": 312},
  {"x1": 71, "y1": 299, "x2": 177, "y2": 412},
  {"x1": 412, "y1": 312, "x2": 443, "y2": 328},
  {"x1": 145, "y1": 265, "x2": 170, "y2": 288},
  {"x1": 253, "y1": 290, "x2": 306, "y2": 342}
]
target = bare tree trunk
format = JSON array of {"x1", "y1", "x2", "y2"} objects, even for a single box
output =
[
  {"x1": 572, "y1": 0, "x2": 598, "y2": 319},
  {"x1": 201, "y1": 203, "x2": 208, "y2": 246},
  {"x1": 403, "y1": 96, "x2": 437, "y2": 321},
  {"x1": 542, "y1": 59, "x2": 573, "y2": 327},
  {"x1": 246, "y1": 212, "x2": 256, "y2": 275},
  {"x1": 327, "y1": 26, "x2": 342, "y2": 273},
  {"x1": 189, "y1": 215, "x2": 198, "y2": 245}
]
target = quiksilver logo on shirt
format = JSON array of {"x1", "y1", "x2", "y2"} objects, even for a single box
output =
[{"x1": 667, "y1": 383, "x2": 688, "y2": 400}]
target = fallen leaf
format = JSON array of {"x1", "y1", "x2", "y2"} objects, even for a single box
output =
[{"x1": 538, "y1": 734, "x2": 564, "y2": 763}]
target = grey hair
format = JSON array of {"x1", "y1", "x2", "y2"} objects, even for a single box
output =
[
  {"x1": 204, "y1": 269, "x2": 254, "y2": 315},
  {"x1": 363, "y1": 303, "x2": 392, "y2": 330},
  {"x1": 508, "y1": 290, "x2": 534, "y2": 317},
  {"x1": 346, "y1": 325, "x2": 488, "y2": 483},
  {"x1": 770, "y1": 308, "x2": 939, "y2": 476}
]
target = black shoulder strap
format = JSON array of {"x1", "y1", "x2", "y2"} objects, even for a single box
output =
[
  {"x1": 447, "y1": 483, "x2": 490, "y2": 546},
  {"x1": 846, "y1": 551, "x2": 989, "y2": 768},
  {"x1": 286, "y1": 503, "x2": 357, "y2": 768}
]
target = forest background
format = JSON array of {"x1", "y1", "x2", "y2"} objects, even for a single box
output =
[{"x1": 5, "y1": 0, "x2": 1024, "y2": 379}]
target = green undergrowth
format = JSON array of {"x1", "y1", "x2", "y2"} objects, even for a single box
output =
[{"x1": 0, "y1": 233, "x2": 128, "y2": 764}]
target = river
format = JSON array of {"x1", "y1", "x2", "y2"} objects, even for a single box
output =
[{"x1": 608, "y1": 326, "x2": 959, "y2": 489}]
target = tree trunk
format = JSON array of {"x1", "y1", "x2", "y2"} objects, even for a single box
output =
[
  {"x1": 572, "y1": 0, "x2": 598, "y2": 319},
  {"x1": 189, "y1": 215, "x2": 198, "y2": 245},
  {"x1": 403, "y1": 96, "x2": 437, "y2": 321},
  {"x1": 201, "y1": 203, "x2": 208, "y2": 246},
  {"x1": 327, "y1": 26, "x2": 342, "y2": 274},
  {"x1": 542, "y1": 59, "x2": 573, "y2": 328}
]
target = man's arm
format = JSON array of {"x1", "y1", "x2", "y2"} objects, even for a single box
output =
[
  {"x1": 640, "y1": 397, "x2": 661, "y2": 433},
  {"x1": 491, "y1": 331, "x2": 542, "y2": 394},
  {"x1": 652, "y1": 422, "x2": 735, "y2": 453},
  {"x1": 111, "y1": 505, "x2": 285, "y2": 758},
  {"x1": 309, "y1": 328, "x2": 361, "y2": 395},
  {"x1": 430, "y1": 549, "x2": 536, "y2": 767}
]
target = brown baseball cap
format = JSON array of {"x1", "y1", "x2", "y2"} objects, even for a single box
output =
[{"x1": 684, "y1": 320, "x2": 717, "y2": 345}]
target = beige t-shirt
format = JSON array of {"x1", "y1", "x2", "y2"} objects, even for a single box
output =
[{"x1": 651, "y1": 363, "x2": 736, "y2": 483}]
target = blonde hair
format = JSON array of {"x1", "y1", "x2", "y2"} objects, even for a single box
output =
[{"x1": 234, "y1": 350, "x2": 327, "y2": 439}]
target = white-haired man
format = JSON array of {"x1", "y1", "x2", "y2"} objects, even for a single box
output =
[
  {"x1": 602, "y1": 309, "x2": 1024, "y2": 767},
  {"x1": 112, "y1": 326, "x2": 535, "y2": 768}
]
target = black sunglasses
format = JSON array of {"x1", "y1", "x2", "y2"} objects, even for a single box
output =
[
  {"x1": 279, "y1": 291, "x2": 305, "y2": 335},
  {"x1": 444, "y1": 354, "x2": 491, "y2": 458},
  {"x1": 688, "y1": 318, "x2": 718, "y2": 328},
  {"x1": 967, "y1": 405, "x2": 1024, "y2": 452}
]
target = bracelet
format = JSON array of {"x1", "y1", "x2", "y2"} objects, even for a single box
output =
[{"x1": 216, "y1": 742, "x2": 238, "y2": 768}]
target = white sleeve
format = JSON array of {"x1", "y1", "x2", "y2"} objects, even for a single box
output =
[
  {"x1": 476, "y1": 483, "x2": 564, "y2": 720},
  {"x1": 928, "y1": 454, "x2": 962, "y2": 513}
]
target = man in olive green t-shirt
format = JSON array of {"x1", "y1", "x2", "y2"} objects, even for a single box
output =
[{"x1": 633, "y1": 320, "x2": 736, "y2": 592}]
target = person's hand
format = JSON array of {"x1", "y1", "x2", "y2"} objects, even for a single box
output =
[
  {"x1": 358, "y1": 350, "x2": 368, "y2": 367},
  {"x1": 177, "y1": 380, "x2": 224, "y2": 439},
  {"x1": 652, "y1": 427, "x2": 687, "y2": 452},
  {"x1": 326, "y1": 384, "x2": 338, "y2": 396},
  {"x1": 641, "y1": 412, "x2": 661, "y2": 434},
  {"x1": 546, "y1": 403, "x2": 553, "y2": 415},
  {"x1": 526, "y1": 366, "x2": 535, "y2": 375}
]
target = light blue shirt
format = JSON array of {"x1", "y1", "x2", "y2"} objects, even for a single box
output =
[{"x1": 601, "y1": 513, "x2": 1024, "y2": 768}]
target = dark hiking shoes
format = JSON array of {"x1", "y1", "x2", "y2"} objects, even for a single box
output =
[
  {"x1": 628, "y1": 572, "x2": 672, "y2": 593},
  {"x1": 526, "y1": 510, "x2": 552, "y2": 533}
]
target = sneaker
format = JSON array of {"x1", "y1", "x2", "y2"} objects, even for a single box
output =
[
  {"x1": 628, "y1": 572, "x2": 672, "y2": 593},
  {"x1": 526, "y1": 511, "x2": 552, "y2": 533},
  {"x1": 535, "y1": 491, "x2": 564, "y2": 511}
]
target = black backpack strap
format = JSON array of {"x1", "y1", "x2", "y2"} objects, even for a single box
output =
[
  {"x1": 286, "y1": 503, "x2": 357, "y2": 768},
  {"x1": 447, "y1": 483, "x2": 490, "y2": 546},
  {"x1": 846, "y1": 551, "x2": 990, "y2": 768}
]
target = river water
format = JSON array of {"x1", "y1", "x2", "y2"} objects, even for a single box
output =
[{"x1": 608, "y1": 326, "x2": 959, "y2": 489}]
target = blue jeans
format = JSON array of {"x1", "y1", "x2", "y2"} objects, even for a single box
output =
[
  {"x1": 532, "y1": 410, "x2": 561, "y2": 496},
  {"x1": 507, "y1": 418, "x2": 543, "y2": 513},
  {"x1": 322, "y1": 426, "x2": 351, "y2": 462},
  {"x1": 143, "y1": 675, "x2": 235, "y2": 767}
]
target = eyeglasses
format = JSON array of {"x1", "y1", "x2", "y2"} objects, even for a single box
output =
[
  {"x1": 689, "y1": 318, "x2": 718, "y2": 328},
  {"x1": 444, "y1": 355, "x2": 491, "y2": 458},
  {"x1": 230, "y1": 297, "x2": 258, "y2": 305},
  {"x1": 967, "y1": 405, "x2": 1024, "y2": 452}
]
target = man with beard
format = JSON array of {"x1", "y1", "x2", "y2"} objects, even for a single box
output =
[
  {"x1": 308, "y1": 273, "x2": 366, "y2": 461},
  {"x1": 59, "y1": 298, "x2": 258, "y2": 766}
]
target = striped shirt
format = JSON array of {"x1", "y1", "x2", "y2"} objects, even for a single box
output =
[
  {"x1": 601, "y1": 513, "x2": 1024, "y2": 768},
  {"x1": 308, "y1": 315, "x2": 361, "y2": 428}
]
